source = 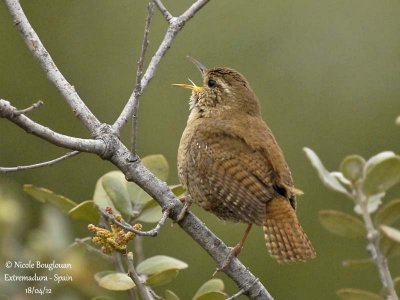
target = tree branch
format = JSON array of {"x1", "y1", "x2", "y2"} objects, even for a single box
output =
[
  {"x1": 99, "y1": 207, "x2": 170, "y2": 237},
  {"x1": 13, "y1": 100, "x2": 43, "y2": 116},
  {"x1": 0, "y1": 99, "x2": 105, "y2": 153},
  {"x1": 0, "y1": 150, "x2": 80, "y2": 173},
  {"x1": 3, "y1": 0, "x2": 101, "y2": 134},
  {"x1": 355, "y1": 184, "x2": 398, "y2": 300},
  {"x1": 131, "y1": 2, "x2": 155, "y2": 153},
  {"x1": 154, "y1": 0, "x2": 174, "y2": 23},
  {"x1": 127, "y1": 252, "x2": 154, "y2": 300},
  {"x1": 112, "y1": 0, "x2": 210, "y2": 132}
]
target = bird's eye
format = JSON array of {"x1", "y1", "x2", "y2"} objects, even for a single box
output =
[{"x1": 207, "y1": 79, "x2": 217, "y2": 88}]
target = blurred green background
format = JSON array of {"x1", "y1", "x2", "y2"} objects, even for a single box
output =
[{"x1": 1, "y1": 0, "x2": 400, "y2": 299}]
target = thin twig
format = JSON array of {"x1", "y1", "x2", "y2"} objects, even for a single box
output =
[
  {"x1": 100, "y1": 207, "x2": 170, "y2": 237},
  {"x1": 127, "y1": 252, "x2": 154, "y2": 300},
  {"x1": 154, "y1": 0, "x2": 174, "y2": 23},
  {"x1": 134, "y1": 236, "x2": 145, "y2": 264},
  {"x1": 354, "y1": 184, "x2": 399, "y2": 300},
  {"x1": 71, "y1": 237, "x2": 113, "y2": 262},
  {"x1": 3, "y1": 0, "x2": 101, "y2": 133},
  {"x1": 113, "y1": 0, "x2": 210, "y2": 132},
  {"x1": 13, "y1": 100, "x2": 43, "y2": 116},
  {"x1": 131, "y1": 2, "x2": 155, "y2": 153},
  {"x1": 0, "y1": 99, "x2": 105, "y2": 153},
  {"x1": 0, "y1": 151, "x2": 80, "y2": 173},
  {"x1": 113, "y1": 252, "x2": 137, "y2": 300}
]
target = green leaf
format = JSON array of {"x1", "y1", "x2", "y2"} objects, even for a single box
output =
[
  {"x1": 394, "y1": 277, "x2": 400, "y2": 293},
  {"x1": 374, "y1": 199, "x2": 400, "y2": 225},
  {"x1": 68, "y1": 200, "x2": 99, "y2": 223},
  {"x1": 319, "y1": 210, "x2": 366, "y2": 239},
  {"x1": 124, "y1": 155, "x2": 169, "y2": 204},
  {"x1": 363, "y1": 152, "x2": 400, "y2": 196},
  {"x1": 90, "y1": 297, "x2": 114, "y2": 300},
  {"x1": 342, "y1": 258, "x2": 373, "y2": 269},
  {"x1": 380, "y1": 232, "x2": 400, "y2": 257},
  {"x1": 23, "y1": 184, "x2": 77, "y2": 213},
  {"x1": 337, "y1": 288, "x2": 384, "y2": 300},
  {"x1": 195, "y1": 292, "x2": 227, "y2": 300},
  {"x1": 137, "y1": 255, "x2": 188, "y2": 275},
  {"x1": 146, "y1": 269, "x2": 179, "y2": 287},
  {"x1": 165, "y1": 290, "x2": 180, "y2": 300},
  {"x1": 171, "y1": 184, "x2": 185, "y2": 197},
  {"x1": 193, "y1": 279, "x2": 225, "y2": 300},
  {"x1": 340, "y1": 155, "x2": 365, "y2": 183},
  {"x1": 136, "y1": 200, "x2": 163, "y2": 223},
  {"x1": 396, "y1": 115, "x2": 400, "y2": 125},
  {"x1": 142, "y1": 154, "x2": 169, "y2": 182},
  {"x1": 303, "y1": 148, "x2": 351, "y2": 197},
  {"x1": 135, "y1": 184, "x2": 185, "y2": 221},
  {"x1": 380, "y1": 225, "x2": 400, "y2": 243},
  {"x1": 354, "y1": 193, "x2": 385, "y2": 215},
  {"x1": 93, "y1": 177, "x2": 116, "y2": 211},
  {"x1": 96, "y1": 272, "x2": 134, "y2": 291},
  {"x1": 102, "y1": 171, "x2": 132, "y2": 216}
]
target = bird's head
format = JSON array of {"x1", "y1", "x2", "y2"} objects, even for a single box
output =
[{"x1": 173, "y1": 57, "x2": 261, "y2": 117}]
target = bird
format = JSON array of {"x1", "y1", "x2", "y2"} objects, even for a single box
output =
[{"x1": 174, "y1": 57, "x2": 316, "y2": 264}]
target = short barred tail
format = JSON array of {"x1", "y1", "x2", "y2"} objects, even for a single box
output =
[{"x1": 263, "y1": 197, "x2": 316, "y2": 262}]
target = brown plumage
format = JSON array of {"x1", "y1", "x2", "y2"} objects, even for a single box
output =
[{"x1": 176, "y1": 58, "x2": 315, "y2": 263}]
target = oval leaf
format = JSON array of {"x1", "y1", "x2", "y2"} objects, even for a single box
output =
[
  {"x1": 354, "y1": 193, "x2": 384, "y2": 215},
  {"x1": 303, "y1": 148, "x2": 351, "y2": 197},
  {"x1": 165, "y1": 290, "x2": 180, "y2": 300},
  {"x1": 145, "y1": 269, "x2": 179, "y2": 287},
  {"x1": 93, "y1": 177, "x2": 116, "y2": 211},
  {"x1": 68, "y1": 200, "x2": 99, "y2": 223},
  {"x1": 97, "y1": 272, "x2": 135, "y2": 291},
  {"x1": 380, "y1": 234, "x2": 400, "y2": 257},
  {"x1": 171, "y1": 184, "x2": 185, "y2": 197},
  {"x1": 340, "y1": 155, "x2": 365, "y2": 183},
  {"x1": 102, "y1": 171, "x2": 132, "y2": 215},
  {"x1": 363, "y1": 154, "x2": 400, "y2": 196},
  {"x1": 94, "y1": 271, "x2": 115, "y2": 283},
  {"x1": 319, "y1": 210, "x2": 366, "y2": 239},
  {"x1": 380, "y1": 225, "x2": 400, "y2": 243},
  {"x1": 142, "y1": 154, "x2": 169, "y2": 182},
  {"x1": 23, "y1": 184, "x2": 77, "y2": 213},
  {"x1": 137, "y1": 255, "x2": 188, "y2": 275},
  {"x1": 337, "y1": 288, "x2": 384, "y2": 300},
  {"x1": 195, "y1": 292, "x2": 227, "y2": 300},
  {"x1": 136, "y1": 200, "x2": 163, "y2": 223},
  {"x1": 193, "y1": 279, "x2": 225, "y2": 300},
  {"x1": 395, "y1": 277, "x2": 400, "y2": 293},
  {"x1": 374, "y1": 199, "x2": 400, "y2": 226}
]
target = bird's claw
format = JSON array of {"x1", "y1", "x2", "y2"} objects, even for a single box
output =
[{"x1": 213, "y1": 244, "x2": 242, "y2": 276}]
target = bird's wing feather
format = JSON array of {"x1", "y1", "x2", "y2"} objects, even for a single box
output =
[{"x1": 186, "y1": 130, "x2": 279, "y2": 225}]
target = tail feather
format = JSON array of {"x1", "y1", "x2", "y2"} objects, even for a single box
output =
[{"x1": 263, "y1": 197, "x2": 316, "y2": 262}]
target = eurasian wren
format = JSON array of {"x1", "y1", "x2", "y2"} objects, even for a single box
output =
[{"x1": 175, "y1": 58, "x2": 315, "y2": 263}]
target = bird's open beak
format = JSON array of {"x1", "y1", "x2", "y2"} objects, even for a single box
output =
[
  {"x1": 186, "y1": 56, "x2": 207, "y2": 74},
  {"x1": 172, "y1": 56, "x2": 207, "y2": 92},
  {"x1": 172, "y1": 78, "x2": 204, "y2": 92}
]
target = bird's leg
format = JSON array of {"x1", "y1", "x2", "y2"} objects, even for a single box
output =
[
  {"x1": 175, "y1": 195, "x2": 193, "y2": 222},
  {"x1": 215, "y1": 224, "x2": 253, "y2": 273}
]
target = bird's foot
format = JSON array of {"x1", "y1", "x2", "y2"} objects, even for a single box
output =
[
  {"x1": 213, "y1": 243, "x2": 243, "y2": 276},
  {"x1": 175, "y1": 195, "x2": 192, "y2": 222}
]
